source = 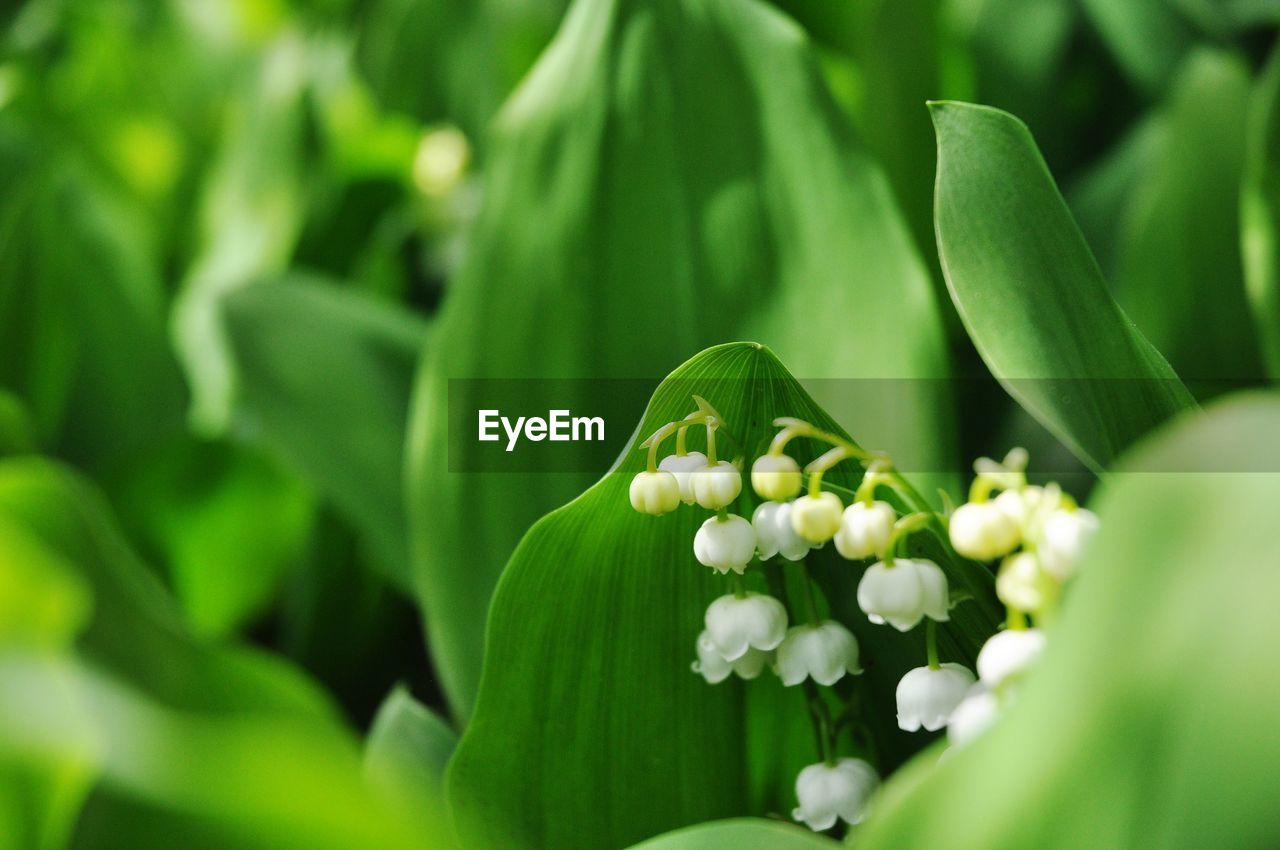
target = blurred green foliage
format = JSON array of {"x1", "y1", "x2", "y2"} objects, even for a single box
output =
[{"x1": 0, "y1": 0, "x2": 1276, "y2": 847}]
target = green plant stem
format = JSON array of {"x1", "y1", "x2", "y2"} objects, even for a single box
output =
[
  {"x1": 801, "y1": 680, "x2": 836, "y2": 766},
  {"x1": 925, "y1": 618, "x2": 940, "y2": 670},
  {"x1": 798, "y1": 560, "x2": 822, "y2": 625}
]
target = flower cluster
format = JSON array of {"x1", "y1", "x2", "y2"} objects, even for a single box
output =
[{"x1": 628, "y1": 405, "x2": 1097, "y2": 831}]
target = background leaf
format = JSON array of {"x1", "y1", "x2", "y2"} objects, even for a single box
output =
[
  {"x1": 858, "y1": 391, "x2": 1280, "y2": 849},
  {"x1": 929, "y1": 100, "x2": 1195, "y2": 472},
  {"x1": 626, "y1": 818, "x2": 841, "y2": 849},
  {"x1": 446, "y1": 343, "x2": 996, "y2": 850},
  {"x1": 365, "y1": 686, "x2": 458, "y2": 847},
  {"x1": 408, "y1": 0, "x2": 955, "y2": 719},
  {"x1": 1243, "y1": 45, "x2": 1280, "y2": 379}
]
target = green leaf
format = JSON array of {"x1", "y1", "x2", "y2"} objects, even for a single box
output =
[
  {"x1": 365, "y1": 686, "x2": 458, "y2": 846},
  {"x1": 929, "y1": 100, "x2": 1194, "y2": 472},
  {"x1": 223, "y1": 275, "x2": 428, "y2": 585},
  {"x1": 409, "y1": 0, "x2": 955, "y2": 718},
  {"x1": 626, "y1": 818, "x2": 841, "y2": 849},
  {"x1": 858, "y1": 391, "x2": 1280, "y2": 849},
  {"x1": 446, "y1": 343, "x2": 996, "y2": 850},
  {"x1": 1111, "y1": 50, "x2": 1263, "y2": 386},
  {"x1": 1078, "y1": 0, "x2": 1197, "y2": 94},
  {"x1": 1243, "y1": 45, "x2": 1280, "y2": 379}
]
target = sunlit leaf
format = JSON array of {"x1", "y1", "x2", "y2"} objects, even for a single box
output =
[
  {"x1": 929, "y1": 100, "x2": 1194, "y2": 472},
  {"x1": 626, "y1": 818, "x2": 841, "y2": 849},
  {"x1": 365, "y1": 686, "x2": 458, "y2": 847},
  {"x1": 858, "y1": 391, "x2": 1280, "y2": 849}
]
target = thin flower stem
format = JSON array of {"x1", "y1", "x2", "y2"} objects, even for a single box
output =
[
  {"x1": 801, "y1": 679, "x2": 836, "y2": 766},
  {"x1": 798, "y1": 560, "x2": 822, "y2": 626},
  {"x1": 675, "y1": 426, "x2": 687, "y2": 456},
  {"x1": 925, "y1": 619, "x2": 940, "y2": 670},
  {"x1": 731, "y1": 572, "x2": 747, "y2": 599}
]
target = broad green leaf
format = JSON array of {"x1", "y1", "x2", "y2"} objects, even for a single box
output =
[
  {"x1": 1111, "y1": 50, "x2": 1263, "y2": 386},
  {"x1": 107, "y1": 439, "x2": 314, "y2": 638},
  {"x1": 365, "y1": 686, "x2": 458, "y2": 847},
  {"x1": 858, "y1": 391, "x2": 1280, "y2": 849},
  {"x1": 0, "y1": 392, "x2": 35, "y2": 457},
  {"x1": 929, "y1": 101, "x2": 1194, "y2": 472},
  {"x1": 446, "y1": 343, "x2": 997, "y2": 850},
  {"x1": 1078, "y1": 0, "x2": 1197, "y2": 94},
  {"x1": 627, "y1": 818, "x2": 841, "y2": 849},
  {"x1": 1243, "y1": 46, "x2": 1280, "y2": 379},
  {"x1": 409, "y1": 0, "x2": 954, "y2": 717},
  {"x1": 222, "y1": 275, "x2": 428, "y2": 585}
]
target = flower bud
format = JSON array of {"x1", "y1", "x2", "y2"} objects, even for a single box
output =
[
  {"x1": 995, "y1": 552, "x2": 1054, "y2": 612},
  {"x1": 629, "y1": 470, "x2": 681, "y2": 515},
  {"x1": 791, "y1": 758, "x2": 879, "y2": 831},
  {"x1": 691, "y1": 629, "x2": 770, "y2": 683},
  {"x1": 949, "y1": 501, "x2": 1020, "y2": 560},
  {"x1": 856, "y1": 558, "x2": 950, "y2": 632},
  {"x1": 658, "y1": 451, "x2": 708, "y2": 504},
  {"x1": 690, "y1": 460, "x2": 742, "y2": 510},
  {"x1": 775, "y1": 621, "x2": 862, "y2": 686},
  {"x1": 896, "y1": 663, "x2": 976, "y2": 732},
  {"x1": 946, "y1": 682, "x2": 999, "y2": 747},
  {"x1": 790, "y1": 491, "x2": 843, "y2": 543},
  {"x1": 833, "y1": 500, "x2": 895, "y2": 560},
  {"x1": 705, "y1": 592, "x2": 788, "y2": 661},
  {"x1": 751, "y1": 453, "x2": 803, "y2": 501},
  {"x1": 693, "y1": 515, "x2": 756, "y2": 575},
  {"x1": 994, "y1": 485, "x2": 1043, "y2": 529},
  {"x1": 976, "y1": 628, "x2": 1045, "y2": 688},
  {"x1": 1037, "y1": 508, "x2": 1099, "y2": 581},
  {"x1": 752, "y1": 501, "x2": 813, "y2": 561}
]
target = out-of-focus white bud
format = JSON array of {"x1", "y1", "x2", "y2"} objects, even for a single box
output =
[
  {"x1": 693, "y1": 515, "x2": 756, "y2": 575},
  {"x1": 774, "y1": 621, "x2": 862, "y2": 686},
  {"x1": 691, "y1": 629, "x2": 770, "y2": 683},
  {"x1": 833, "y1": 500, "x2": 895, "y2": 560},
  {"x1": 690, "y1": 460, "x2": 742, "y2": 510},
  {"x1": 946, "y1": 682, "x2": 999, "y2": 747},
  {"x1": 896, "y1": 663, "x2": 976, "y2": 732},
  {"x1": 658, "y1": 451, "x2": 708, "y2": 505},
  {"x1": 752, "y1": 501, "x2": 813, "y2": 561},
  {"x1": 994, "y1": 485, "x2": 1044, "y2": 529},
  {"x1": 856, "y1": 558, "x2": 950, "y2": 631},
  {"x1": 1037, "y1": 508, "x2": 1100, "y2": 581},
  {"x1": 790, "y1": 491, "x2": 843, "y2": 543},
  {"x1": 629, "y1": 471, "x2": 681, "y2": 515},
  {"x1": 976, "y1": 628, "x2": 1046, "y2": 688},
  {"x1": 995, "y1": 552, "x2": 1055, "y2": 612},
  {"x1": 792, "y1": 758, "x2": 879, "y2": 831},
  {"x1": 751, "y1": 453, "x2": 803, "y2": 501},
  {"x1": 705, "y1": 592, "x2": 788, "y2": 661},
  {"x1": 949, "y1": 501, "x2": 1021, "y2": 560}
]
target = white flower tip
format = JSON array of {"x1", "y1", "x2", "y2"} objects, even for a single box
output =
[
  {"x1": 751, "y1": 453, "x2": 803, "y2": 501},
  {"x1": 629, "y1": 470, "x2": 681, "y2": 515}
]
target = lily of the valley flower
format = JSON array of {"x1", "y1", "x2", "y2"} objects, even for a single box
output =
[
  {"x1": 896, "y1": 663, "x2": 976, "y2": 732},
  {"x1": 976, "y1": 628, "x2": 1046, "y2": 688},
  {"x1": 856, "y1": 558, "x2": 950, "y2": 631},
  {"x1": 833, "y1": 500, "x2": 896, "y2": 560},
  {"x1": 995, "y1": 552, "x2": 1054, "y2": 612},
  {"x1": 792, "y1": 758, "x2": 880, "y2": 831},
  {"x1": 693, "y1": 515, "x2": 756, "y2": 574},
  {"x1": 751, "y1": 453, "x2": 804, "y2": 501},
  {"x1": 658, "y1": 451, "x2": 708, "y2": 504},
  {"x1": 790, "y1": 491, "x2": 844, "y2": 543},
  {"x1": 691, "y1": 629, "x2": 770, "y2": 683},
  {"x1": 775, "y1": 621, "x2": 862, "y2": 686},
  {"x1": 705, "y1": 592, "x2": 788, "y2": 661},
  {"x1": 691, "y1": 460, "x2": 742, "y2": 510},
  {"x1": 949, "y1": 500, "x2": 1021, "y2": 561},
  {"x1": 946, "y1": 682, "x2": 999, "y2": 747},
  {"x1": 1037, "y1": 507, "x2": 1100, "y2": 581},
  {"x1": 752, "y1": 501, "x2": 813, "y2": 561},
  {"x1": 629, "y1": 470, "x2": 681, "y2": 515}
]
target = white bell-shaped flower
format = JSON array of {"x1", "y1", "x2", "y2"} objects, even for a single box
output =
[
  {"x1": 946, "y1": 682, "x2": 999, "y2": 747},
  {"x1": 690, "y1": 460, "x2": 742, "y2": 510},
  {"x1": 751, "y1": 453, "x2": 803, "y2": 501},
  {"x1": 775, "y1": 621, "x2": 862, "y2": 686},
  {"x1": 693, "y1": 515, "x2": 756, "y2": 575},
  {"x1": 994, "y1": 485, "x2": 1044, "y2": 529},
  {"x1": 833, "y1": 500, "x2": 895, "y2": 560},
  {"x1": 995, "y1": 552, "x2": 1054, "y2": 612},
  {"x1": 976, "y1": 628, "x2": 1046, "y2": 688},
  {"x1": 658, "y1": 451, "x2": 708, "y2": 504},
  {"x1": 856, "y1": 558, "x2": 950, "y2": 631},
  {"x1": 949, "y1": 500, "x2": 1020, "y2": 560},
  {"x1": 705, "y1": 592, "x2": 788, "y2": 661},
  {"x1": 752, "y1": 501, "x2": 813, "y2": 561},
  {"x1": 896, "y1": 663, "x2": 976, "y2": 732},
  {"x1": 792, "y1": 758, "x2": 879, "y2": 831},
  {"x1": 691, "y1": 630, "x2": 770, "y2": 683},
  {"x1": 790, "y1": 491, "x2": 843, "y2": 543},
  {"x1": 629, "y1": 470, "x2": 681, "y2": 515},
  {"x1": 1037, "y1": 508, "x2": 1099, "y2": 581}
]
